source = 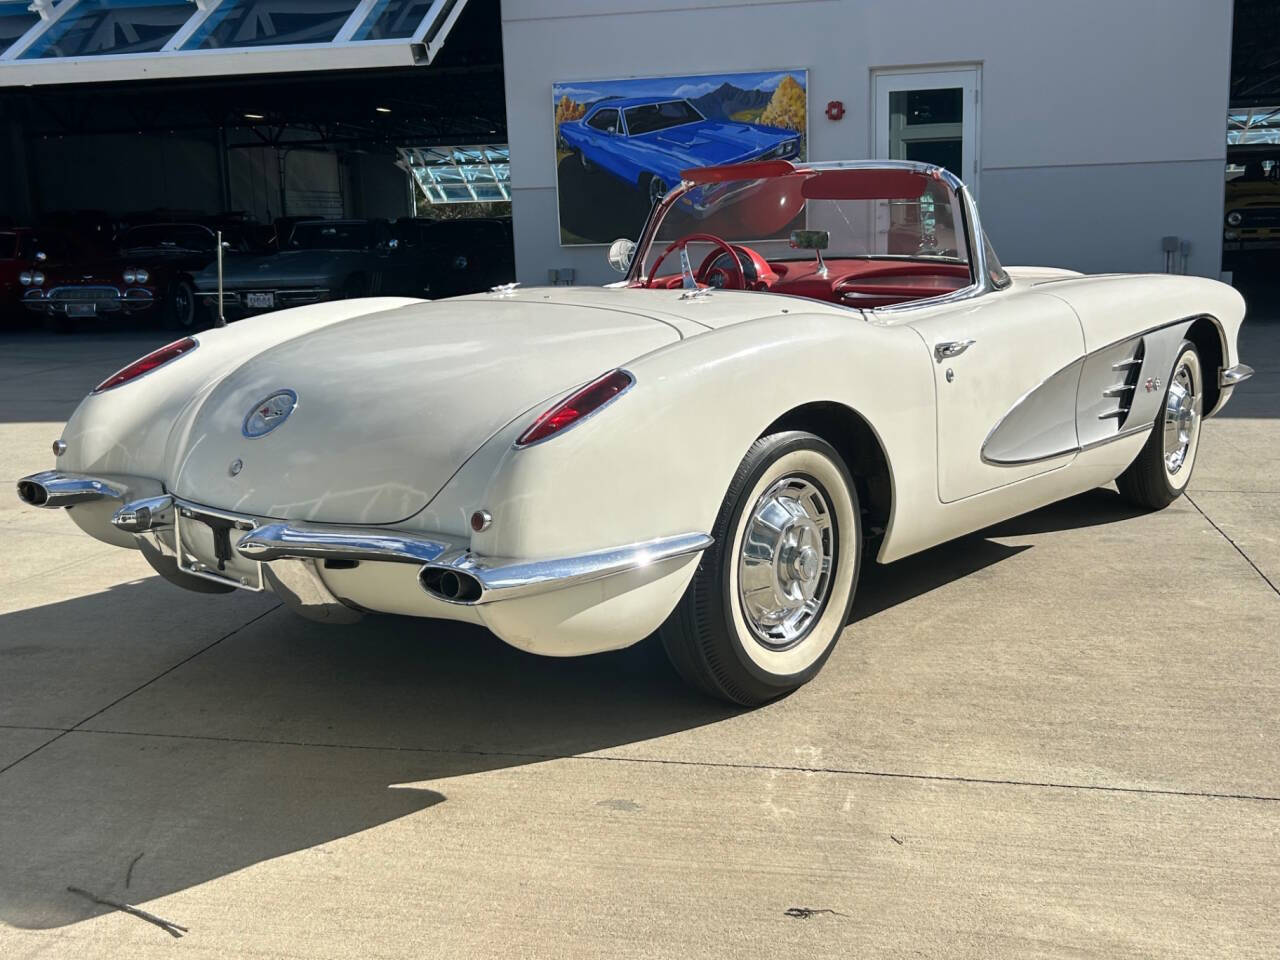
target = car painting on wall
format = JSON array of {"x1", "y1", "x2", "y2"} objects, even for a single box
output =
[{"x1": 553, "y1": 70, "x2": 807, "y2": 245}]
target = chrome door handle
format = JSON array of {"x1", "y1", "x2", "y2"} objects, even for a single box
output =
[{"x1": 934, "y1": 339, "x2": 976, "y2": 363}]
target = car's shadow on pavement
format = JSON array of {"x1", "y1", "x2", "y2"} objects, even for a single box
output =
[
  {"x1": 0, "y1": 486, "x2": 1147, "y2": 931},
  {"x1": 0, "y1": 577, "x2": 739, "y2": 930}
]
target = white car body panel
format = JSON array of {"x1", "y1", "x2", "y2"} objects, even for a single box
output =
[{"x1": 24, "y1": 165, "x2": 1250, "y2": 662}]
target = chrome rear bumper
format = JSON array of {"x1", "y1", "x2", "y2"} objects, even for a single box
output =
[
  {"x1": 19, "y1": 475, "x2": 714, "y2": 612},
  {"x1": 236, "y1": 520, "x2": 711, "y2": 606}
]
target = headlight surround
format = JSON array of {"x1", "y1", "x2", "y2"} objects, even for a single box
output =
[
  {"x1": 31, "y1": 271, "x2": 44, "y2": 286},
  {"x1": 1226, "y1": 210, "x2": 1244, "y2": 227},
  {"x1": 123, "y1": 269, "x2": 136, "y2": 284},
  {"x1": 18, "y1": 271, "x2": 32, "y2": 286},
  {"x1": 135, "y1": 268, "x2": 149, "y2": 284}
]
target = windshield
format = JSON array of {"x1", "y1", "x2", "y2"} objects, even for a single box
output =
[
  {"x1": 122, "y1": 224, "x2": 215, "y2": 253},
  {"x1": 289, "y1": 221, "x2": 371, "y2": 250},
  {"x1": 624, "y1": 100, "x2": 703, "y2": 136},
  {"x1": 645, "y1": 167, "x2": 970, "y2": 271}
]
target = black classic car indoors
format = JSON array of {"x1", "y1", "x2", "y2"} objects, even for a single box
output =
[
  {"x1": 193, "y1": 218, "x2": 429, "y2": 321},
  {"x1": 414, "y1": 217, "x2": 516, "y2": 298}
]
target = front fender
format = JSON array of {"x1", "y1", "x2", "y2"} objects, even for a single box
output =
[{"x1": 455, "y1": 311, "x2": 936, "y2": 562}]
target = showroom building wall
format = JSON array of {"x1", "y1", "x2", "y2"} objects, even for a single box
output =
[{"x1": 501, "y1": 0, "x2": 1233, "y2": 286}]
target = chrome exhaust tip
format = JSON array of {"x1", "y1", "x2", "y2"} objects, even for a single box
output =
[
  {"x1": 16, "y1": 478, "x2": 49, "y2": 506},
  {"x1": 420, "y1": 566, "x2": 484, "y2": 604},
  {"x1": 15, "y1": 471, "x2": 126, "y2": 509}
]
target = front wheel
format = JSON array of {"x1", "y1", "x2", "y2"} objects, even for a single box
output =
[
  {"x1": 659, "y1": 431, "x2": 861, "y2": 706},
  {"x1": 164, "y1": 279, "x2": 198, "y2": 331},
  {"x1": 1116, "y1": 340, "x2": 1203, "y2": 509}
]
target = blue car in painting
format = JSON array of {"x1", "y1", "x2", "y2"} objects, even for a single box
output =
[{"x1": 559, "y1": 96, "x2": 800, "y2": 209}]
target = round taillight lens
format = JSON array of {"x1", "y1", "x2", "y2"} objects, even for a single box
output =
[
  {"x1": 93, "y1": 337, "x2": 198, "y2": 393},
  {"x1": 515, "y1": 369, "x2": 634, "y2": 447}
]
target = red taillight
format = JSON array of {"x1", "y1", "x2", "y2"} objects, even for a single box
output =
[
  {"x1": 92, "y1": 337, "x2": 198, "y2": 393},
  {"x1": 516, "y1": 369, "x2": 634, "y2": 447}
]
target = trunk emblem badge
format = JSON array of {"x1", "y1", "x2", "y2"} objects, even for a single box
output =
[
  {"x1": 243, "y1": 389, "x2": 298, "y2": 438},
  {"x1": 229, "y1": 458, "x2": 243, "y2": 477}
]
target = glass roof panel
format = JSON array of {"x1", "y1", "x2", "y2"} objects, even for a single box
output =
[
  {"x1": 1228, "y1": 107, "x2": 1280, "y2": 145},
  {"x1": 351, "y1": 0, "x2": 433, "y2": 41},
  {"x1": 0, "y1": 1, "x2": 41, "y2": 57},
  {"x1": 20, "y1": 0, "x2": 194, "y2": 59},
  {"x1": 184, "y1": 0, "x2": 361, "y2": 50},
  {"x1": 400, "y1": 145, "x2": 511, "y2": 205}
]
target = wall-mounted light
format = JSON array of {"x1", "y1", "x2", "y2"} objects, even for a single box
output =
[
  {"x1": 375, "y1": 106, "x2": 392, "y2": 114},
  {"x1": 243, "y1": 113, "x2": 265, "y2": 121}
]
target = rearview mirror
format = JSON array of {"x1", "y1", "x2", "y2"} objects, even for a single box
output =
[
  {"x1": 791, "y1": 230, "x2": 829, "y2": 276},
  {"x1": 607, "y1": 238, "x2": 635, "y2": 274},
  {"x1": 789, "y1": 229, "x2": 829, "y2": 250}
]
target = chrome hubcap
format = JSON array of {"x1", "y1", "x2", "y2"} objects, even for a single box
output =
[
  {"x1": 1163, "y1": 360, "x2": 1200, "y2": 475},
  {"x1": 737, "y1": 476, "x2": 835, "y2": 649}
]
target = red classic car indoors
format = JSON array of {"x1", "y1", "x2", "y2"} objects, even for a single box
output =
[
  {"x1": 22, "y1": 222, "x2": 241, "y2": 333},
  {"x1": 0, "y1": 226, "x2": 43, "y2": 322}
]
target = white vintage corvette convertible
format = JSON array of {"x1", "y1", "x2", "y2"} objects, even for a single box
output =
[{"x1": 18, "y1": 160, "x2": 1253, "y2": 705}]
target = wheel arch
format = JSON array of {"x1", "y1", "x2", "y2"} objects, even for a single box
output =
[
  {"x1": 1185, "y1": 314, "x2": 1225, "y2": 415},
  {"x1": 761, "y1": 400, "x2": 894, "y2": 555}
]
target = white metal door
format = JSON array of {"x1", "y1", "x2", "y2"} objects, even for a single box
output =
[
  {"x1": 873, "y1": 68, "x2": 980, "y2": 195},
  {"x1": 908, "y1": 292, "x2": 1085, "y2": 503}
]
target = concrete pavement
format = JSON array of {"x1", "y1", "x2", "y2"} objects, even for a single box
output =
[{"x1": 0, "y1": 304, "x2": 1277, "y2": 958}]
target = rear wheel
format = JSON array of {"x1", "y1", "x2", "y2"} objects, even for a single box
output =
[
  {"x1": 659, "y1": 431, "x2": 861, "y2": 705},
  {"x1": 1116, "y1": 340, "x2": 1203, "y2": 509}
]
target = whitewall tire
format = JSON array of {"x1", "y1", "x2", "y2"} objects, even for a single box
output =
[
  {"x1": 659, "y1": 431, "x2": 861, "y2": 705},
  {"x1": 1117, "y1": 340, "x2": 1203, "y2": 509}
]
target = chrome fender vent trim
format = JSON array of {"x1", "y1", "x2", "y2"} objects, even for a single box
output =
[{"x1": 1097, "y1": 338, "x2": 1145, "y2": 426}]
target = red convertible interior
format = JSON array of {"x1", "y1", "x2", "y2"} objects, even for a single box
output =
[
  {"x1": 637, "y1": 163, "x2": 976, "y2": 309},
  {"x1": 645, "y1": 241, "x2": 971, "y2": 309}
]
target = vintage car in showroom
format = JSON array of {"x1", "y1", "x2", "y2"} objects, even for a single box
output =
[
  {"x1": 1222, "y1": 147, "x2": 1280, "y2": 273},
  {"x1": 21, "y1": 221, "x2": 229, "y2": 332},
  {"x1": 193, "y1": 218, "x2": 427, "y2": 320},
  {"x1": 0, "y1": 225, "x2": 43, "y2": 321},
  {"x1": 559, "y1": 95, "x2": 800, "y2": 206},
  {"x1": 16, "y1": 159, "x2": 1253, "y2": 705}
]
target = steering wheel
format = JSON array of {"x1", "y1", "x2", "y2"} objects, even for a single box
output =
[{"x1": 644, "y1": 233, "x2": 744, "y2": 290}]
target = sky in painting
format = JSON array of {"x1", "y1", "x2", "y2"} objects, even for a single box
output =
[{"x1": 553, "y1": 70, "x2": 805, "y2": 105}]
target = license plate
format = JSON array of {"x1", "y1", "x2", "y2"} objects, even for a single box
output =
[
  {"x1": 66, "y1": 303, "x2": 97, "y2": 317},
  {"x1": 175, "y1": 508, "x2": 264, "y2": 591},
  {"x1": 246, "y1": 292, "x2": 275, "y2": 309}
]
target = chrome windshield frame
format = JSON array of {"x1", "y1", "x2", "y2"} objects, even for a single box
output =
[{"x1": 623, "y1": 159, "x2": 997, "y2": 308}]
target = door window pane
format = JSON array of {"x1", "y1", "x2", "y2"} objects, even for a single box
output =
[{"x1": 888, "y1": 87, "x2": 964, "y2": 181}]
